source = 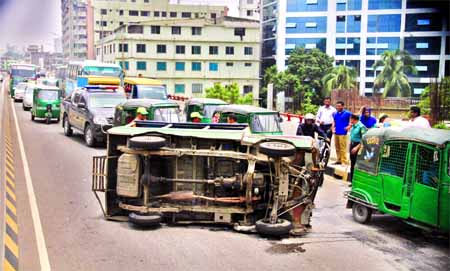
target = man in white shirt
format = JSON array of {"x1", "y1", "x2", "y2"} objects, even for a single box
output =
[
  {"x1": 316, "y1": 97, "x2": 337, "y2": 139},
  {"x1": 409, "y1": 106, "x2": 431, "y2": 128}
]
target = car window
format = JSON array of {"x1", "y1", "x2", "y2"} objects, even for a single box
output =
[
  {"x1": 251, "y1": 114, "x2": 281, "y2": 133},
  {"x1": 80, "y1": 96, "x2": 87, "y2": 105},
  {"x1": 73, "y1": 93, "x2": 81, "y2": 104},
  {"x1": 379, "y1": 142, "x2": 408, "y2": 178},
  {"x1": 415, "y1": 145, "x2": 439, "y2": 188},
  {"x1": 38, "y1": 90, "x2": 58, "y2": 100}
]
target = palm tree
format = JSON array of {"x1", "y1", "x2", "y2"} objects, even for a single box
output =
[
  {"x1": 372, "y1": 50, "x2": 417, "y2": 97},
  {"x1": 322, "y1": 65, "x2": 357, "y2": 94}
]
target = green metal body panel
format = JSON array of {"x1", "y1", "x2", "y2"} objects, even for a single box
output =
[
  {"x1": 114, "y1": 99, "x2": 180, "y2": 126},
  {"x1": 31, "y1": 87, "x2": 62, "y2": 119},
  {"x1": 350, "y1": 127, "x2": 450, "y2": 232},
  {"x1": 185, "y1": 98, "x2": 228, "y2": 123}
]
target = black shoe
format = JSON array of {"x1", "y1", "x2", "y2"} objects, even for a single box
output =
[
  {"x1": 348, "y1": 183, "x2": 352, "y2": 187},
  {"x1": 332, "y1": 161, "x2": 342, "y2": 165}
]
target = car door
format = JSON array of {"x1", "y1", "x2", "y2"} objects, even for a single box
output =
[
  {"x1": 379, "y1": 141, "x2": 409, "y2": 215},
  {"x1": 70, "y1": 92, "x2": 82, "y2": 129},
  {"x1": 77, "y1": 95, "x2": 88, "y2": 131},
  {"x1": 410, "y1": 144, "x2": 439, "y2": 226}
]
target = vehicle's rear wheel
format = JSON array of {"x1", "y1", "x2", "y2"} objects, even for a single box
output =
[
  {"x1": 352, "y1": 203, "x2": 372, "y2": 224},
  {"x1": 259, "y1": 141, "x2": 296, "y2": 158},
  {"x1": 63, "y1": 116, "x2": 73, "y2": 136},
  {"x1": 128, "y1": 212, "x2": 162, "y2": 227},
  {"x1": 255, "y1": 219, "x2": 293, "y2": 236},
  {"x1": 84, "y1": 124, "x2": 96, "y2": 147},
  {"x1": 128, "y1": 136, "x2": 166, "y2": 150}
]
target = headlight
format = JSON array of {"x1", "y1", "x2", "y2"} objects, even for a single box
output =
[{"x1": 93, "y1": 116, "x2": 109, "y2": 125}]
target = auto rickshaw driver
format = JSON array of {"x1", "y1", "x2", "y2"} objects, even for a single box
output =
[{"x1": 127, "y1": 107, "x2": 148, "y2": 127}]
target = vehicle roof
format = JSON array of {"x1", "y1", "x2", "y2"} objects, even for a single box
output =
[
  {"x1": 215, "y1": 104, "x2": 278, "y2": 114},
  {"x1": 119, "y1": 99, "x2": 178, "y2": 108},
  {"x1": 84, "y1": 76, "x2": 121, "y2": 85},
  {"x1": 365, "y1": 127, "x2": 450, "y2": 147},
  {"x1": 11, "y1": 64, "x2": 36, "y2": 68},
  {"x1": 33, "y1": 84, "x2": 60, "y2": 90},
  {"x1": 124, "y1": 77, "x2": 163, "y2": 85},
  {"x1": 187, "y1": 98, "x2": 228, "y2": 106}
]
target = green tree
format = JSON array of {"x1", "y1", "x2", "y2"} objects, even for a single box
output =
[
  {"x1": 372, "y1": 50, "x2": 417, "y2": 97},
  {"x1": 322, "y1": 65, "x2": 357, "y2": 94},
  {"x1": 205, "y1": 83, "x2": 253, "y2": 105}
]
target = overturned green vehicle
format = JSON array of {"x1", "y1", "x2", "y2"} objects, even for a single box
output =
[{"x1": 92, "y1": 121, "x2": 322, "y2": 236}]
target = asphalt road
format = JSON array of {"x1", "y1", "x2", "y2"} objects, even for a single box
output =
[{"x1": 0, "y1": 82, "x2": 449, "y2": 271}]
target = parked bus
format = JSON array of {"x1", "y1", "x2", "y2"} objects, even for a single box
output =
[
  {"x1": 65, "y1": 60, "x2": 123, "y2": 97},
  {"x1": 9, "y1": 63, "x2": 38, "y2": 98}
]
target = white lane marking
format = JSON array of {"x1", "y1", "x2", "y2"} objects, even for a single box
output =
[{"x1": 10, "y1": 99, "x2": 52, "y2": 270}]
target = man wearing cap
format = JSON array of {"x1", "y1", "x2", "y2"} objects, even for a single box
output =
[
  {"x1": 190, "y1": 112, "x2": 203, "y2": 123},
  {"x1": 127, "y1": 107, "x2": 148, "y2": 127}
]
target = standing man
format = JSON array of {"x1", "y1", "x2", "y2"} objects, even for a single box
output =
[
  {"x1": 316, "y1": 97, "x2": 336, "y2": 140},
  {"x1": 331, "y1": 101, "x2": 352, "y2": 165},
  {"x1": 349, "y1": 114, "x2": 367, "y2": 185},
  {"x1": 409, "y1": 106, "x2": 431, "y2": 128}
]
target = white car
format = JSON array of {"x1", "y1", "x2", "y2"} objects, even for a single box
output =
[
  {"x1": 14, "y1": 82, "x2": 28, "y2": 102},
  {"x1": 22, "y1": 84, "x2": 34, "y2": 111}
]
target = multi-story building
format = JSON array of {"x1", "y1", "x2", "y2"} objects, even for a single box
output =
[
  {"x1": 239, "y1": 0, "x2": 261, "y2": 20},
  {"x1": 262, "y1": 0, "x2": 450, "y2": 96},
  {"x1": 87, "y1": 0, "x2": 228, "y2": 58},
  {"x1": 99, "y1": 17, "x2": 260, "y2": 98},
  {"x1": 61, "y1": 0, "x2": 88, "y2": 60}
]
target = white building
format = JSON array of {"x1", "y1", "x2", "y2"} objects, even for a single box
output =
[
  {"x1": 99, "y1": 17, "x2": 261, "y2": 98},
  {"x1": 61, "y1": 0, "x2": 88, "y2": 60}
]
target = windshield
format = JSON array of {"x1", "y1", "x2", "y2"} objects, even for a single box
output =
[
  {"x1": 203, "y1": 105, "x2": 222, "y2": 119},
  {"x1": 89, "y1": 94, "x2": 126, "y2": 108},
  {"x1": 38, "y1": 90, "x2": 59, "y2": 100},
  {"x1": 82, "y1": 66, "x2": 122, "y2": 77},
  {"x1": 12, "y1": 68, "x2": 36, "y2": 78},
  {"x1": 136, "y1": 85, "x2": 167, "y2": 100},
  {"x1": 153, "y1": 107, "x2": 181, "y2": 122},
  {"x1": 251, "y1": 114, "x2": 281, "y2": 133}
]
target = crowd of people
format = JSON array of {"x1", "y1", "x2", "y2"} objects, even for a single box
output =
[{"x1": 297, "y1": 97, "x2": 432, "y2": 186}]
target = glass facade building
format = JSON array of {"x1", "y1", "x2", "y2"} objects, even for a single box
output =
[{"x1": 262, "y1": 0, "x2": 450, "y2": 96}]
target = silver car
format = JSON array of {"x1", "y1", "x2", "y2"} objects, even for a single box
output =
[
  {"x1": 22, "y1": 84, "x2": 34, "y2": 111},
  {"x1": 14, "y1": 82, "x2": 27, "y2": 102}
]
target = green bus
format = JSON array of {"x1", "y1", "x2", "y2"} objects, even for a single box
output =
[{"x1": 9, "y1": 63, "x2": 38, "y2": 98}]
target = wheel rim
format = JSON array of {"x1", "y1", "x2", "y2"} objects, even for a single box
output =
[
  {"x1": 356, "y1": 205, "x2": 366, "y2": 218},
  {"x1": 86, "y1": 128, "x2": 93, "y2": 145},
  {"x1": 64, "y1": 119, "x2": 69, "y2": 133}
]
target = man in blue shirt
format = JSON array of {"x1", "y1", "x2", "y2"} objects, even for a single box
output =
[{"x1": 331, "y1": 101, "x2": 351, "y2": 165}]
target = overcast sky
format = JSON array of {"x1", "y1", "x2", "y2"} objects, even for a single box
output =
[{"x1": 0, "y1": 0, "x2": 239, "y2": 52}]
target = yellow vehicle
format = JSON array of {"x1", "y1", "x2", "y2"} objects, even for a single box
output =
[{"x1": 124, "y1": 77, "x2": 167, "y2": 100}]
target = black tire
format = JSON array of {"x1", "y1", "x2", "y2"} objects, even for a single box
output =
[
  {"x1": 24, "y1": 106, "x2": 30, "y2": 111},
  {"x1": 46, "y1": 117, "x2": 51, "y2": 125},
  {"x1": 128, "y1": 213, "x2": 162, "y2": 227},
  {"x1": 128, "y1": 136, "x2": 166, "y2": 150},
  {"x1": 63, "y1": 116, "x2": 73, "y2": 136},
  {"x1": 259, "y1": 141, "x2": 296, "y2": 158},
  {"x1": 22, "y1": 104, "x2": 25, "y2": 110},
  {"x1": 352, "y1": 203, "x2": 372, "y2": 224},
  {"x1": 84, "y1": 124, "x2": 96, "y2": 147},
  {"x1": 56, "y1": 117, "x2": 60, "y2": 123},
  {"x1": 255, "y1": 219, "x2": 293, "y2": 236},
  {"x1": 31, "y1": 114, "x2": 35, "y2": 121}
]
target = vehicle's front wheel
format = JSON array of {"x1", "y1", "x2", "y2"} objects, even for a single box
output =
[
  {"x1": 255, "y1": 219, "x2": 293, "y2": 236},
  {"x1": 128, "y1": 136, "x2": 166, "y2": 150},
  {"x1": 352, "y1": 203, "x2": 372, "y2": 224},
  {"x1": 259, "y1": 141, "x2": 296, "y2": 158},
  {"x1": 128, "y1": 213, "x2": 161, "y2": 227},
  {"x1": 84, "y1": 124, "x2": 96, "y2": 147},
  {"x1": 63, "y1": 116, "x2": 73, "y2": 136}
]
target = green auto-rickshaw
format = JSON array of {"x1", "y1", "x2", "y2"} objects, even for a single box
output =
[
  {"x1": 114, "y1": 99, "x2": 181, "y2": 126},
  {"x1": 213, "y1": 104, "x2": 283, "y2": 135},
  {"x1": 31, "y1": 85, "x2": 62, "y2": 124},
  {"x1": 185, "y1": 98, "x2": 227, "y2": 123},
  {"x1": 346, "y1": 127, "x2": 450, "y2": 233}
]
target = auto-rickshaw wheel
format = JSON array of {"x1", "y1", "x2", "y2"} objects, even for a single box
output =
[
  {"x1": 31, "y1": 114, "x2": 35, "y2": 121},
  {"x1": 255, "y1": 219, "x2": 293, "y2": 236},
  {"x1": 128, "y1": 212, "x2": 162, "y2": 227},
  {"x1": 352, "y1": 203, "x2": 372, "y2": 224},
  {"x1": 46, "y1": 117, "x2": 51, "y2": 125},
  {"x1": 259, "y1": 141, "x2": 296, "y2": 158},
  {"x1": 128, "y1": 136, "x2": 166, "y2": 150}
]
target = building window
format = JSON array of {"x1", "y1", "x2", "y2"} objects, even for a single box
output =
[
  {"x1": 286, "y1": 17, "x2": 327, "y2": 33},
  {"x1": 244, "y1": 47, "x2": 253, "y2": 55},
  {"x1": 192, "y1": 84, "x2": 203, "y2": 93},
  {"x1": 170, "y1": 12, "x2": 177, "y2": 18},
  {"x1": 405, "y1": 37, "x2": 441, "y2": 55},
  {"x1": 192, "y1": 27, "x2": 202, "y2": 35},
  {"x1": 129, "y1": 10, "x2": 139, "y2": 16},
  {"x1": 226, "y1": 46, "x2": 234, "y2": 55},
  {"x1": 335, "y1": 37, "x2": 360, "y2": 55},
  {"x1": 245, "y1": 63, "x2": 252, "y2": 67},
  {"x1": 119, "y1": 43, "x2": 128, "y2": 52},
  {"x1": 211, "y1": 13, "x2": 217, "y2": 19},
  {"x1": 101, "y1": 9, "x2": 107, "y2": 15},
  {"x1": 175, "y1": 84, "x2": 185, "y2": 94},
  {"x1": 161, "y1": 11, "x2": 167, "y2": 17},
  {"x1": 151, "y1": 25, "x2": 161, "y2": 34},
  {"x1": 119, "y1": 10, "x2": 124, "y2": 16},
  {"x1": 175, "y1": 62, "x2": 185, "y2": 71},
  {"x1": 141, "y1": 11, "x2": 150, "y2": 17},
  {"x1": 247, "y1": 10, "x2": 253, "y2": 16},
  {"x1": 191, "y1": 46, "x2": 201, "y2": 55},
  {"x1": 157, "y1": 62, "x2": 167, "y2": 71},
  {"x1": 336, "y1": 0, "x2": 362, "y2": 11},
  {"x1": 209, "y1": 62, "x2": 218, "y2": 71},
  {"x1": 234, "y1": 28, "x2": 246, "y2": 36},
  {"x1": 192, "y1": 62, "x2": 202, "y2": 71},
  {"x1": 172, "y1": 26, "x2": 181, "y2": 35},
  {"x1": 366, "y1": 37, "x2": 400, "y2": 55},
  {"x1": 176, "y1": 45, "x2": 186, "y2": 54},
  {"x1": 157, "y1": 44, "x2": 166, "y2": 53},
  {"x1": 119, "y1": 61, "x2": 129, "y2": 70},
  {"x1": 181, "y1": 12, "x2": 191, "y2": 18},
  {"x1": 136, "y1": 61, "x2": 147, "y2": 70},
  {"x1": 136, "y1": 44, "x2": 146, "y2": 53},
  {"x1": 406, "y1": 13, "x2": 442, "y2": 32},
  {"x1": 287, "y1": 0, "x2": 327, "y2": 12},
  {"x1": 226, "y1": 62, "x2": 234, "y2": 67},
  {"x1": 154, "y1": 11, "x2": 160, "y2": 17},
  {"x1": 128, "y1": 25, "x2": 143, "y2": 34},
  {"x1": 243, "y1": 85, "x2": 253, "y2": 94},
  {"x1": 368, "y1": 0, "x2": 401, "y2": 10},
  {"x1": 368, "y1": 14, "x2": 401, "y2": 32},
  {"x1": 209, "y1": 46, "x2": 218, "y2": 55}
]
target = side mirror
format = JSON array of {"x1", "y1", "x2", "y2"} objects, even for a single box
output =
[{"x1": 77, "y1": 102, "x2": 86, "y2": 109}]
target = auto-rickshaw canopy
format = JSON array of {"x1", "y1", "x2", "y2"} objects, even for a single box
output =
[{"x1": 124, "y1": 77, "x2": 163, "y2": 86}]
